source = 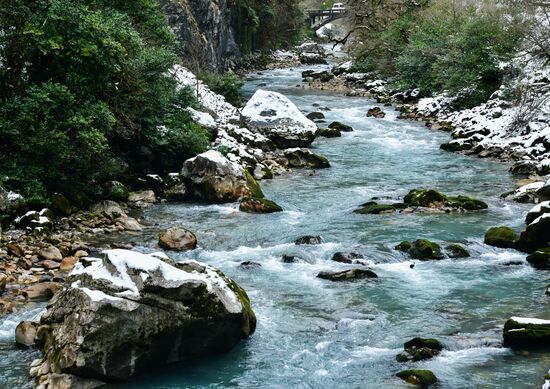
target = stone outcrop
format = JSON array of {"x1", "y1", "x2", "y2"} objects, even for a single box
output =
[{"x1": 30, "y1": 249, "x2": 256, "y2": 386}]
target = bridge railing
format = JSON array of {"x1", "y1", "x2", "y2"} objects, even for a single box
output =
[{"x1": 306, "y1": 9, "x2": 347, "y2": 18}]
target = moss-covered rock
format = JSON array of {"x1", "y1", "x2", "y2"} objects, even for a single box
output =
[
  {"x1": 317, "y1": 128, "x2": 342, "y2": 138},
  {"x1": 396, "y1": 338, "x2": 443, "y2": 363},
  {"x1": 283, "y1": 148, "x2": 330, "y2": 169},
  {"x1": 503, "y1": 317, "x2": 550, "y2": 349},
  {"x1": 317, "y1": 268, "x2": 378, "y2": 281},
  {"x1": 396, "y1": 370, "x2": 437, "y2": 387},
  {"x1": 484, "y1": 227, "x2": 518, "y2": 248},
  {"x1": 328, "y1": 121, "x2": 354, "y2": 132},
  {"x1": 103, "y1": 181, "x2": 129, "y2": 202},
  {"x1": 397, "y1": 239, "x2": 443, "y2": 260},
  {"x1": 526, "y1": 248, "x2": 550, "y2": 269},
  {"x1": 50, "y1": 193, "x2": 72, "y2": 216},
  {"x1": 354, "y1": 202, "x2": 396, "y2": 215},
  {"x1": 445, "y1": 244, "x2": 470, "y2": 258},
  {"x1": 404, "y1": 338, "x2": 444, "y2": 351},
  {"x1": 403, "y1": 189, "x2": 487, "y2": 210},
  {"x1": 404, "y1": 189, "x2": 447, "y2": 207},
  {"x1": 239, "y1": 197, "x2": 283, "y2": 213},
  {"x1": 244, "y1": 170, "x2": 264, "y2": 199}
]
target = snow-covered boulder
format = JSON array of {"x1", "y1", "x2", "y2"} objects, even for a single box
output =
[
  {"x1": 503, "y1": 317, "x2": 550, "y2": 349},
  {"x1": 181, "y1": 150, "x2": 262, "y2": 202},
  {"x1": 242, "y1": 90, "x2": 318, "y2": 149},
  {"x1": 503, "y1": 181, "x2": 546, "y2": 203},
  {"x1": 30, "y1": 249, "x2": 256, "y2": 386},
  {"x1": 0, "y1": 185, "x2": 25, "y2": 222},
  {"x1": 517, "y1": 202, "x2": 550, "y2": 252}
]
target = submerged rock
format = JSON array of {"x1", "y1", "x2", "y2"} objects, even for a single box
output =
[
  {"x1": 239, "y1": 261, "x2": 262, "y2": 269},
  {"x1": 283, "y1": 148, "x2": 330, "y2": 169},
  {"x1": 317, "y1": 268, "x2": 378, "y2": 281},
  {"x1": 354, "y1": 202, "x2": 396, "y2": 215},
  {"x1": 367, "y1": 107, "x2": 385, "y2": 119},
  {"x1": 503, "y1": 317, "x2": 550, "y2": 349},
  {"x1": 239, "y1": 197, "x2": 283, "y2": 213},
  {"x1": 484, "y1": 227, "x2": 518, "y2": 248},
  {"x1": 181, "y1": 150, "x2": 254, "y2": 203},
  {"x1": 397, "y1": 239, "x2": 444, "y2": 260},
  {"x1": 404, "y1": 189, "x2": 487, "y2": 211},
  {"x1": 328, "y1": 121, "x2": 354, "y2": 132},
  {"x1": 317, "y1": 128, "x2": 342, "y2": 138},
  {"x1": 242, "y1": 90, "x2": 318, "y2": 149},
  {"x1": 31, "y1": 249, "x2": 256, "y2": 385},
  {"x1": 158, "y1": 227, "x2": 197, "y2": 251},
  {"x1": 331, "y1": 252, "x2": 367, "y2": 264},
  {"x1": 295, "y1": 235, "x2": 322, "y2": 245},
  {"x1": 306, "y1": 112, "x2": 325, "y2": 120},
  {"x1": 396, "y1": 338, "x2": 443, "y2": 362},
  {"x1": 396, "y1": 370, "x2": 437, "y2": 387}
]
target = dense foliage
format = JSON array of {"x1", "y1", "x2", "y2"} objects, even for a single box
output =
[
  {"x1": 348, "y1": 0, "x2": 523, "y2": 107},
  {"x1": 198, "y1": 72, "x2": 245, "y2": 107},
  {"x1": 0, "y1": 0, "x2": 209, "y2": 205},
  {"x1": 232, "y1": 0, "x2": 308, "y2": 52}
]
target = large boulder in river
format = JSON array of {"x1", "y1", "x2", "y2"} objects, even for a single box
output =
[
  {"x1": 317, "y1": 268, "x2": 378, "y2": 281},
  {"x1": 484, "y1": 226, "x2": 518, "y2": 248},
  {"x1": 404, "y1": 189, "x2": 488, "y2": 211},
  {"x1": 31, "y1": 249, "x2": 256, "y2": 386},
  {"x1": 517, "y1": 202, "x2": 550, "y2": 252},
  {"x1": 239, "y1": 197, "x2": 282, "y2": 213},
  {"x1": 182, "y1": 150, "x2": 259, "y2": 203},
  {"x1": 242, "y1": 90, "x2": 318, "y2": 149},
  {"x1": 503, "y1": 317, "x2": 550, "y2": 349},
  {"x1": 396, "y1": 338, "x2": 443, "y2": 362},
  {"x1": 396, "y1": 370, "x2": 437, "y2": 387},
  {"x1": 396, "y1": 239, "x2": 443, "y2": 260}
]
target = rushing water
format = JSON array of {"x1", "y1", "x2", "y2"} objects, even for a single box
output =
[{"x1": 2, "y1": 60, "x2": 550, "y2": 388}]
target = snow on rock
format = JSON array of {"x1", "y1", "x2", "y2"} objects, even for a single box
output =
[
  {"x1": 504, "y1": 181, "x2": 546, "y2": 203},
  {"x1": 32, "y1": 249, "x2": 256, "y2": 385},
  {"x1": 511, "y1": 317, "x2": 550, "y2": 325},
  {"x1": 242, "y1": 89, "x2": 318, "y2": 148}
]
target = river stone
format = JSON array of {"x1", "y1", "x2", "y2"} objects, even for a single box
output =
[
  {"x1": 397, "y1": 239, "x2": 443, "y2": 260},
  {"x1": 525, "y1": 201, "x2": 550, "y2": 225},
  {"x1": 404, "y1": 189, "x2": 487, "y2": 211},
  {"x1": 503, "y1": 317, "x2": 550, "y2": 349},
  {"x1": 60, "y1": 256, "x2": 78, "y2": 272},
  {"x1": 128, "y1": 190, "x2": 156, "y2": 204},
  {"x1": 164, "y1": 173, "x2": 187, "y2": 201},
  {"x1": 396, "y1": 370, "x2": 437, "y2": 387},
  {"x1": 484, "y1": 226, "x2": 518, "y2": 248},
  {"x1": 32, "y1": 249, "x2": 256, "y2": 384},
  {"x1": 103, "y1": 181, "x2": 129, "y2": 202},
  {"x1": 90, "y1": 200, "x2": 125, "y2": 219},
  {"x1": 317, "y1": 269, "x2": 378, "y2": 281},
  {"x1": 445, "y1": 244, "x2": 470, "y2": 258},
  {"x1": 158, "y1": 227, "x2": 197, "y2": 251},
  {"x1": 396, "y1": 338, "x2": 443, "y2": 362},
  {"x1": 306, "y1": 112, "x2": 325, "y2": 120},
  {"x1": 283, "y1": 148, "x2": 330, "y2": 169},
  {"x1": 242, "y1": 90, "x2": 318, "y2": 149},
  {"x1": 21, "y1": 282, "x2": 58, "y2": 301},
  {"x1": 39, "y1": 246, "x2": 63, "y2": 261},
  {"x1": 317, "y1": 128, "x2": 342, "y2": 138},
  {"x1": 517, "y1": 213, "x2": 550, "y2": 253},
  {"x1": 295, "y1": 235, "x2": 322, "y2": 245},
  {"x1": 354, "y1": 202, "x2": 396, "y2": 215},
  {"x1": 239, "y1": 261, "x2": 262, "y2": 269},
  {"x1": 181, "y1": 150, "x2": 254, "y2": 203},
  {"x1": 328, "y1": 121, "x2": 354, "y2": 132},
  {"x1": 15, "y1": 321, "x2": 37, "y2": 347},
  {"x1": 331, "y1": 252, "x2": 367, "y2": 264},
  {"x1": 239, "y1": 197, "x2": 282, "y2": 213},
  {"x1": 367, "y1": 107, "x2": 385, "y2": 118}
]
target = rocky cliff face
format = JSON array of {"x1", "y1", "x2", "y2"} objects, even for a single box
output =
[{"x1": 158, "y1": 0, "x2": 239, "y2": 72}]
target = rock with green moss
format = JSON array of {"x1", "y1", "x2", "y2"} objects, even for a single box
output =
[
  {"x1": 484, "y1": 226, "x2": 518, "y2": 248},
  {"x1": 355, "y1": 202, "x2": 396, "y2": 215},
  {"x1": 396, "y1": 370, "x2": 437, "y2": 387},
  {"x1": 397, "y1": 239, "x2": 443, "y2": 260},
  {"x1": 317, "y1": 268, "x2": 378, "y2": 281},
  {"x1": 396, "y1": 338, "x2": 444, "y2": 362},
  {"x1": 318, "y1": 128, "x2": 342, "y2": 138},
  {"x1": 283, "y1": 148, "x2": 330, "y2": 169},
  {"x1": 503, "y1": 317, "x2": 550, "y2": 349},
  {"x1": 328, "y1": 121, "x2": 354, "y2": 132},
  {"x1": 239, "y1": 197, "x2": 283, "y2": 213},
  {"x1": 104, "y1": 181, "x2": 129, "y2": 202},
  {"x1": 445, "y1": 244, "x2": 470, "y2": 258},
  {"x1": 182, "y1": 150, "x2": 259, "y2": 203},
  {"x1": 403, "y1": 189, "x2": 487, "y2": 211},
  {"x1": 50, "y1": 193, "x2": 72, "y2": 216},
  {"x1": 30, "y1": 249, "x2": 256, "y2": 386},
  {"x1": 526, "y1": 248, "x2": 550, "y2": 269}
]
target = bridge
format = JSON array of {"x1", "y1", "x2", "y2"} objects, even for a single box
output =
[{"x1": 306, "y1": 9, "x2": 347, "y2": 30}]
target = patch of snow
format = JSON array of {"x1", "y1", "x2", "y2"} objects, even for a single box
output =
[{"x1": 511, "y1": 317, "x2": 550, "y2": 325}]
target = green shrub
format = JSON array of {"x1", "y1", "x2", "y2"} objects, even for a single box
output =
[{"x1": 198, "y1": 72, "x2": 245, "y2": 107}]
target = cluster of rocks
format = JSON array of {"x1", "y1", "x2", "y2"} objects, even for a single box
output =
[
  {"x1": 354, "y1": 188, "x2": 488, "y2": 215},
  {"x1": 396, "y1": 239, "x2": 470, "y2": 261},
  {"x1": 395, "y1": 338, "x2": 442, "y2": 387}
]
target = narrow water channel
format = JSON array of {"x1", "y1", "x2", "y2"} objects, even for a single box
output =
[{"x1": 1, "y1": 62, "x2": 548, "y2": 388}]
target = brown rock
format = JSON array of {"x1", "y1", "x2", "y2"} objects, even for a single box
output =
[
  {"x1": 59, "y1": 257, "x2": 78, "y2": 272},
  {"x1": 38, "y1": 246, "x2": 63, "y2": 261},
  {"x1": 0, "y1": 273, "x2": 7, "y2": 292},
  {"x1": 74, "y1": 250, "x2": 88, "y2": 258},
  {"x1": 367, "y1": 107, "x2": 386, "y2": 119},
  {"x1": 18, "y1": 257, "x2": 33, "y2": 270},
  {"x1": 7, "y1": 243, "x2": 24, "y2": 257},
  {"x1": 39, "y1": 260, "x2": 61, "y2": 270},
  {"x1": 15, "y1": 321, "x2": 37, "y2": 347},
  {"x1": 0, "y1": 298, "x2": 15, "y2": 315},
  {"x1": 158, "y1": 227, "x2": 197, "y2": 251},
  {"x1": 21, "y1": 283, "x2": 57, "y2": 301}
]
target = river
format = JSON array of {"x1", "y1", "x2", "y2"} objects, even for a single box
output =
[{"x1": 1, "y1": 61, "x2": 549, "y2": 388}]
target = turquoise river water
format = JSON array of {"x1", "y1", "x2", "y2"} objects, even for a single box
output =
[{"x1": 1, "y1": 62, "x2": 549, "y2": 389}]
